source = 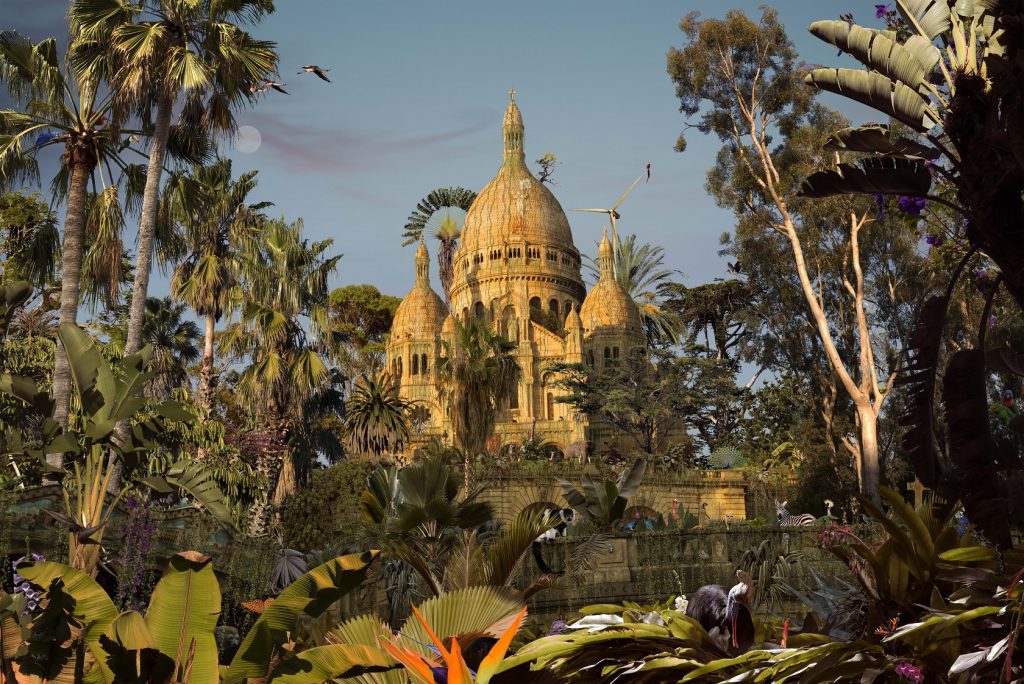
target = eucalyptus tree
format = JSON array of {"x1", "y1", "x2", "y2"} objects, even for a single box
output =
[
  {"x1": 219, "y1": 217, "x2": 339, "y2": 525},
  {"x1": 0, "y1": 30, "x2": 143, "y2": 447},
  {"x1": 167, "y1": 158, "x2": 268, "y2": 412},
  {"x1": 436, "y1": 317, "x2": 521, "y2": 491},
  {"x1": 667, "y1": 9, "x2": 928, "y2": 504},
  {"x1": 69, "y1": 0, "x2": 278, "y2": 360},
  {"x1": 586, "y1": 233, "x2": 679, "y2": 346}
]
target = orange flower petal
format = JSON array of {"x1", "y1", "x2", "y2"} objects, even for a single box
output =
[
  {"x1": 381, "y1": 640, "x2": 436, "y2": 684},
  {"x1": 476, "y1": 606, "x2": 527, "y2": 682},
  {"x1": 411, "y1": 604, "x2": 451, "y2": 660}
]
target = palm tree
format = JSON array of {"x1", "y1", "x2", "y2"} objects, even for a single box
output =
[
  {"x1": 401, "y1": 187, "x2": 476, "y2": 304},
  {"x1": 0, "y1": 31, "x2": 140, "y2": 448},
  {"x1": 0, "y1": 191, "x2": 60, "y2": 289},
  {"x1": 586, "y1": 233, "x2": 680, "y2": 346},
  {"x1": 219, "y1": 218, "x2": 340, "y2": 524},
  {"x1": 436, "y1": 317, "x2": 521, "y2": 491},
  {"x1": 344, "y1": 372, "x2": 414, "y2": 459},
  {"x1": 69, "y1": 0, "x2": 278, "y2": 359},
  {"x1": 167, "y1": 158, "x2": 268, "y2": 413}
]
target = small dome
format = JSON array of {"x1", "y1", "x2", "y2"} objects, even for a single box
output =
[
  {"x1": 579, "y1": 228, "x2": 643, "y2": 337},
  {"x1": 442, "y1": 312, "x2": 456, "y2": 335},
  {"x1": 458, "y1": 90, "x2": 576, "y2": 255},
  {"x1": 579, "y1": 279, "x2": 643, "y2": 336},
  {"x1": 391, "y1": 243, "x2": 448, "y2": 340}
]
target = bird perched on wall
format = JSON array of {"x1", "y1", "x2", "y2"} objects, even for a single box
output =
[
  {"x1": 685, "y1": 569, "x2": 756, "y2": 654},
  {"x1": 298, "y1": 64, "x2": 332, "y2": 82}
]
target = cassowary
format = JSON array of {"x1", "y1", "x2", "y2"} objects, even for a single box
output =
[{"x1": 685, "y1": 570, "x2": 756, "y2": 654}]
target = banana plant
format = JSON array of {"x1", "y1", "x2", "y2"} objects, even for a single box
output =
[
  {"x1": 223, "y1": 550, "x2": 381, "y2": 684},
  {"x1": 0, "y1": 323, "x2": 231, "y2": 576},
  {"x1": 557, "y1": 458, "x2": 647, "y2": 530}
]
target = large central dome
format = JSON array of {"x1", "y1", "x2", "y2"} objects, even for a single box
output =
[{"x1": 457, "y1": 91, "x2": 577, "y2": 255}]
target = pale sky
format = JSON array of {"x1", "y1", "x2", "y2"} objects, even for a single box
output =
[{"x1": 6, "y1": 1, "x2": 878, "y2": 300}]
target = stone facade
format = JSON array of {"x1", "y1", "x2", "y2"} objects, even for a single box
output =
[{"x1": 387, "y1": 91, "x2": 646, "y2": 457}]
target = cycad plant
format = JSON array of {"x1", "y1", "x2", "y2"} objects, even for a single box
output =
[{"x1": 344, "y1": 372, "x2": 414, "y2": 459}]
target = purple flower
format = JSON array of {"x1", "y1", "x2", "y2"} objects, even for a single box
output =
[
  {"x1": 895, "y1": 661, "x2": 924, "y2": 683},
  {"x1": 876, "y1": 3, "x2": 893, "y2": 19},
  {"x1": 897, "y1": 195, "x2": 926, "y2": 216},
  {"x1": 549, "y1": 619, "x2": 568, "y2": 635},
  {"x1": 988, "y1": 315, "x2": 998, "y2": 329},
  {"x1": 924, "y1": 233, "x2": 945, "y2": 247}
]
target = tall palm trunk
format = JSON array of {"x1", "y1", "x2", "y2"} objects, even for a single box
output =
[
  {"x1": 123, "y1": 91, "x2": 173, "y2": 356},
  {"x1": 197, "y1": 313, "x2": 216, "y2": 412},
  {"x1": 50, "y1": 159, "x2": 93, "y2": 468},
  {"x1": 108, "y1": 92, "x2": 173, "y2": 492}
]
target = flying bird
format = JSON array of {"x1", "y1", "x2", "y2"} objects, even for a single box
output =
[
  {"x1": 685, "y1": 569, "x2": 756, "y2": 654},
  {"x1": 646, "y1": 162, "x2": 651, "y2": 182},
  {"x1": 298, "y1": 65, "x2": 332, "y2": 82},
  {"x1": 263, "y1": 79, "x2": 289, "y2": 94}
]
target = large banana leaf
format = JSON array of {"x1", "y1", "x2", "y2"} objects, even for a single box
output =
[
  {"x1": 616, "y1": 458, "x2": 647, "y2": 500},
  {"x1": 157, "y1": 459, "x2": 233, "y2": 525},
  {"x1": 800, "y1": 157, "x2": 932, "y2": 197},
  {"x1": 0, "y1": 280, "x2": 31, "y2": 337},
  {"x1": 824, "y1": 125, "x2": 940, "y2": 159},
  {"x1": 223, "y1": 550, "x2": 379, "y2": 684},
  {"x1": 144, "y1": 551, "x2": 221, "y2": 684},
  {"x1": 804, "y1": 68, "x2": 937, "y2": 131},
  {"x1": 809, "y1": 20, "x2": 939, "y2": 91},
  {"x1": 265, "y1": 644, "x2": 397, "y2": 683},
  {"x1": 896, "y1": 0, "x2": 952, "y2": 40},
  {"x1": 15, "y1": 561, "x2": 117, "y2": 683}
]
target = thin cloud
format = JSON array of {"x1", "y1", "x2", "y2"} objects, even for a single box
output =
[{"x1": 244, "y1": 109, "x2": 493, "y2": 173}]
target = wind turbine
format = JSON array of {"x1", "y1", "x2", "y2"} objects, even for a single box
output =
[{"x1": 571, "y1": 172, "x2": 644, "y2": 276}]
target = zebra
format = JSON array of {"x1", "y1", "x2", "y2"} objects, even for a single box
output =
[{"x1": 775, "y1": 499, "x2": 815, "y2": 527}]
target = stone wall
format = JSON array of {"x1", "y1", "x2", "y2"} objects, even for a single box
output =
[{"x1": 476, "y1": 469, "x2": 749, "y2": 523}]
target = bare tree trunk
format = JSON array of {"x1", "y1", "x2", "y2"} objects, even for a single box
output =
[
  {"x1": 247, "y1": 452, "x2": 283, "y2": 537},
  {"x1": 50, "y1": 160, "x2": 92, "y2": 468},
  {"x1": 124, "y1": 91, "x2": 174, "y2": 356},
  {"x1": 856, "y1": 402, "x2": 881, "y2": 500}
]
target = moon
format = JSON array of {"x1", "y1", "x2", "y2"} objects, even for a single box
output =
[{"x1": 234, "y1": 125, "x2": 262, "y2": 154}]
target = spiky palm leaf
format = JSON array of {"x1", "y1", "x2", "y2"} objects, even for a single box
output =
[
  {"x1": 344, "y1": 372, "x2": 414, "y2": 457},
  {"x1": 401, "y1": 187, "x2": 477, "y2": 305}
]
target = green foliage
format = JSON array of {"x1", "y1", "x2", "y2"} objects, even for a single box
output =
[
  {"x1": 344, "y1": 373, "x2": 413, "y2": 458},
  {"x1": 223, "y1": 550, "x2": 379, "y2": 684},
  {"x1": 280, "y1": 460, "x2": 375, "y2": 552},
  {"x1": 558, "y1": 458, "x2": 646, "y2": 530},
  {"x1": 328, "y1": 284, "x2": 401, "y2": 378},
  {"x1": 0, "y1": 192, "x2": 59, "y2": 287},
  {"x1": 551, "y1": 347, "x2": 738, "y2": 454}
]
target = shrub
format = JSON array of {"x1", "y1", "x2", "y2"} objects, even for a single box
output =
[{"x1": 280, "y1": 461, "x2": 374, "y2": 551}]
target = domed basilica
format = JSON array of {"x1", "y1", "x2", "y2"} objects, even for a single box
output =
[{"x1": 387, "y1": 91, "x2": 645, "y2": 458}]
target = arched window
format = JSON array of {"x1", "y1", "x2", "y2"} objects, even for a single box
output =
[
  {"x1": 509, "y1": 384, "x2": 519, "y2": 409},
  {"x1": 611, "y1": 346, "x2": 620, "y2": 367},
  {"x1": 547, "y1": 393, "x2": 555, "y2": 420},
  {"x1": 474, "y1": 301, "x2": 485, "y2": 320},
  {"x1": 587, "y1": 350, "x2": 595, "y2": 367},
  {"x1": 565, "y1": 301, "x2": 574, "y2": 317},
  {"x1": 548, "y1": 298, "x2": 559, "y2": 317},
  {"x1": 420, "y1": 353, "x2": 428, "y2": 376},
  {"x1": 604, "y1": 347, "x2": 611, "y2": 366},
  {"x1": 529, "y1": 296, "x2": 541, "y2": 311},
  {"x1": 461, "y1": 307, "x2": 469, "y2": 324},
  {"x1": 412, "y1": 354, "x2": 419, "y2": 375},
  {"x1": 397, "y1": 357, "x2": 403, "y2": 377}
]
